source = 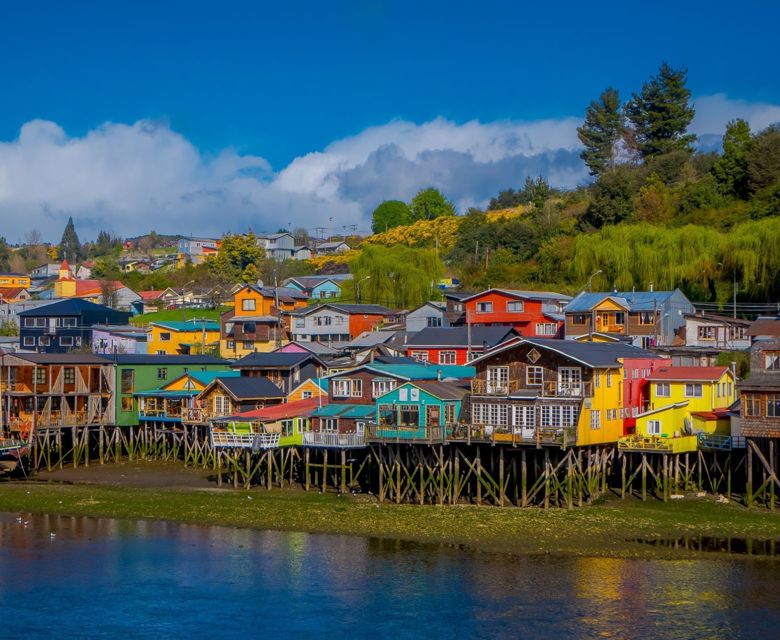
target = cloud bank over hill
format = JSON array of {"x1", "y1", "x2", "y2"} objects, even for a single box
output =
[{"x1": 0, "y1": 94, "x2": 778, "y2": 242}]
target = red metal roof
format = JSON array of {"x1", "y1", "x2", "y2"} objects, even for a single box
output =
[
  {"x1": 647, "y1": 366, "x2": 729, "y2": 382},
  {"x1": 234, "y1": 397, "x2": 325, "y2": 421},
  {"x1": 138, "y1": 290, "x2": 164, "y2": 300}
]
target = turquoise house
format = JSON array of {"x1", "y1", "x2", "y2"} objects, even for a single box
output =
[
  {"x1": 283, "y1": 275, "x2": 351, "y2": 300},
  {"x1": 372, "y1": 380, "x2": 468, "y2": 443}
]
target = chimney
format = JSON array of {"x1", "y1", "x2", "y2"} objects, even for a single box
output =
[
  {"x1": 437, "y1": 368, "x2": 442, "y2": 381},
  {"x1": 649, "y1": 282, "x2": 654, "y2": 293}
]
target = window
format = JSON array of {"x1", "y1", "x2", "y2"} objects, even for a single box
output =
[
  {"x1": 512, "y1": 405, "x2": 535, "y2": 427},
  {"x1": 558, "y1": 367, "x2": 582, "y2": 395},
  {"x1": 561, "y1": 405, "x2": 577, "y2": 427},
  {"x1": 157, "y1": 367, "x2": 168, "y2": 380},
  {"x1": 59, "y1": 336, "x2": 74, "y2": 347},
  {"x1": 594, "y1": 373, "x2": 600, "y2": 388},
  {"x1": 243, "y1": 341, "x2": 253, "y2": 350},
  {"x1": 351, "y1": 379, "x2": 363, "y2": 398},
  {"x1": 302, "y1": 390, "x2": 313, "y2": 400},
  {"x1": 606, "y1": 371, "x2": 613, "y2": 388},
  {"x1": 766, "y1": 396, "x2": 780, "y2": 418},
  {"x1": 23, "y1": 336, "x2": 35, "y2": 347},
  {"x1": 765, "y1": 352, "x2": 780, "y2": 371},
  {"x1": 63, "y1": 367, "x2": 75, "y2": 384},
  {"x1": 684, "y1": 383, "x2": 703, "y2": 398},
  {"x1": 35, "y1": 318, "x2": 46, "y2": 327},
  {"x1": 241, "y1": 298, "x2": 256, "y2": 311},
  {"x1": 372, "y1": 379, "x2": 396, "y2": 398},
  {"x1": 640, "y1": 337, "x2": 654, "y2": 349},
  {"x1": 439, "y1": 351, "x2": 456, "y2": 365},
  {"x1": 647, "y1": 420, "x2": 661, "y2": 435},
  {"x1": 606, "y1": 409, "x2": 617, "y2": 421},
  {"x1": 487, "y1": 366, "x2": 509, "y2": 393},
  {"x1": 614, "y1": 312, "x2": 625, "y2": 325},
  {"x1": 160, "y1": 332, "x2": 171, "y2": 342},
  {"x1": 730, "y1": 327, "x2": 748, "y2": 341},
  {"x1": 334, "y1": 316, "x2": 344, "y2": 325},
  {"x1": 526, "y1": 366, "x2": 543, "y2": 386},
  {"x1": 121, "y1": 369, "x2": 134, "y2": 393},
  {"x1": 471, "y1": 403, "x2": 485, "y2": 424},
  {"x1": 507, "y1": 301, "x2": 524, "y2": 313},
  {"x1": 744, "y1": 395, "x2": 761, "y2": 417},
  {"x1": 315, "y1": 316, "x2": 332, "y2": 326},
  {"x1": 321, "y1": 418, "x2": 338, "y2": 433},
  {"x1": 24, "y1": 318, "x2": 35, "y2": 327},
  {"x1": 61, "y1": 318, "x2": 77, "y2": 327},
  {"x1": 697, "y1": 326, "x2": 716, "y2": 340},
  {"x1": 444, "y1": 403, "x2": 456, "y2": 424},
  {"x1": 38, "y1": 336, "x2": 50, "y2": 346},
  {"x1": 227, "y1": 340, "x2": 235, "y2": 349},
  {"x1": 590, "y1": 410, "x2": 601, "y2": 430},
  {"x1": 213, "y1": 395, "x2": 231, "y2": 415},
  {"x1": 535, "y1": 323, "x2": 557, "y2": 336},
  {"x1": 121, "y1": 397, "x2": 134, "y2": 412},
  {"x1": 294, "y1": 318, "x2": 305, "y2": 328},
  {"x1": 638, "y1": 311, "x2": 654, "y2": 325},
  {"x1": 427, "y1": 316, "x2": 442, "y2": 327},
  {"x1": 476, "y1": 302, "x2": 493, "y2": 313},
  {"x1": 656, "y1": 383, "x2": 671, "y2": 398},
  {"x1": 281, "y1": 419, "x2": 294, "y2": 437},
  {"x1": 572, "y1": 314, "x2": 587, "y2": 325},
  {"x1": 399, "y1": 405, "x2": 420, "y2": 427},
  {"x1": 332, "y1": 378, "x2": 352, "y2": 398},
  {"x1": 410, "y1": 350, "x2": 429, "y2": 362},
  {"x1": 35, "y1": 368, "x2": 46, "y2": 385}
]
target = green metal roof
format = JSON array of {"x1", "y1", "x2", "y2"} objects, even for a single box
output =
[{"x1": 366, "y1": 363, "x2": 475, "y2": 380}]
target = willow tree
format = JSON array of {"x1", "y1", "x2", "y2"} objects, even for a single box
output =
[
  {"x1": 345, "y1": 245, "x2": 444, "y2": 309},
  {"x1": 572, "y1": 219, "x2": 780, "y2": 303}
]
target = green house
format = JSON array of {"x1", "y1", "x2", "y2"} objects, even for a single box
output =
[
  {"x1": 372, "y1": 380, "x2": 468, "y2": 443},
  {"x1": 110, "y1": 355, "x2": 232, "y2": 426}
]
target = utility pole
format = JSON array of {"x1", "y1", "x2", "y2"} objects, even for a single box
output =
[{"x1": 733, "y1": 269, "x2": 737, "y2": 319}]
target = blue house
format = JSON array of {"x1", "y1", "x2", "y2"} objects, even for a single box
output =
[
  {"x1": 371, "y1": 380, "x2": 468, "y2": 443},
  {"x1": 283, "y1": 275, "x2": 352, "y2": 300}
]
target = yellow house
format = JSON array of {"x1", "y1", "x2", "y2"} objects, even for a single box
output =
[
  {"x1": 0, "y1": 273, "x2": 31, "y2": 288},
  {"x1": 218, "y1": 285, "x2": 309, "y2": 358},
  {"x1": 287, "y1": 377, "x2": 327, "y2": 403},
  {"x1": 576, "y1": 365, "x2": 625, "y2": 446},
  {"x1": 147, "y1": 320, "x2": 221, "y2": 355},
  {"x1": 625, "y1": 366, "x2": 735, "y2": 452}
]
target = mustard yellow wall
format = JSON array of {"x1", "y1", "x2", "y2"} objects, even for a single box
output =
[
  {"x1": 147, "y1": 326, "x2": 221, "y2": 355},
  {"x1": 593, "y1": 299, "x2": 628, "y2": 312},
  {"x1": 233, "y1": 287, "x2": 307, "y2": 317},
  {"x1": 219, "y1": 337, "x2": 282, "y2": 359},
  {"x1": 0, "y1": 275, "x2": 31, "y2": 287},
  {"x1": 648, "y1": 371, "x2": 735, "y2": 413},
  {"x1": 576, "y1": 367, "x2": 624, "y2": 446},
  {"x1": 54, "y1": 279, "x2": 77, "y2": 297},
  {"x1": 574, "y1": 334, "x2": 617, "y2": 343},
  {"x1": 636, "y1": 404, "x2": 690, "y2": 439},
  {"x1": 163, "y1": 375, "x2": 208, "y2": 392}
]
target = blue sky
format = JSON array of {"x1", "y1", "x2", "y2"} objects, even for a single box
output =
[{"x1": 0, "y1": 1, "x2": 779, "y2": 240}]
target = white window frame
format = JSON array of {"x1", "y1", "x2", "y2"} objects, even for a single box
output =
[
  {"x1": 656, "y1": 383, "x2": 671, "y2": 397},
  {"x1": 438, "y1": 351, "x2": 456, "y2": 365},
  {"x1": 590, "y1": 409, "x2": 601, "y2": 430},
  {"x1": 332, "y1": 378, "x2": 351, "y2": 398},
  {"x1": 241, "y1": 298, "x2": 256, "y2": 311},
  {"x1": 647, "y1": 419, "x2": 661, "y2": 435},
  {"x1": 526, "y1": 366, "x2": 543, "y2": 387},
  {"x1": 684, "y1": 383, "x2": 703, "y2": 398},
  {"x1": 506, "y1": 300, "x2": 524, "y2": 313},
  {"x1": 59, "y1": 336, "x2": 74, "y2": 347},
  {"x1": 476, "y1": 301, "x2": 493, "y2": 313},
  {"x1": 535, "y1": 323, "x2": 557, "y2": 336}
]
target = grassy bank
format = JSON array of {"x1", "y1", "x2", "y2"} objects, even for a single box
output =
[
  {"x1": 130, "y1": 307, "x2": 229, "y2": 326},
  {"x1": 1, "y1": 480, "x2": 779, "y2": 559}
]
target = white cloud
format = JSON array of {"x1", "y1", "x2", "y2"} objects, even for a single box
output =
[{"x1": 0, "y1": 94, "x2": 777, "y2": 242}]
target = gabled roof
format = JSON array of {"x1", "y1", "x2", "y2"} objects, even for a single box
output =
[
  {"x1": 18, "y1": 298, "x2": 127, "y2": 317},
  {"x1": 345, "y1": 331, "x2": 398, "y2": 349},
  {"x1": 138, "y1": 290, "x2": 165, "y2": 301},
  {"x1": 291, "y1": 303, "x2": 393, "y2": 317},
  {"x1": 204, "y1": 376, "x2": 284, "y2": 400},
  {"x1": 462, "y1": 288, "x2": 572, "y2": 303},
  {"x1": 406, "y1": 326, "x2": 517, "y2": 348},
  {"x1": 275, "y1": 341, "x2": 341, "y2": 356},
  {"x1": 647, "y1": 366, "x2": 730, "y2": 382},
  {"x1": 565, "y1": 290, "x2": 683, "y2": 313},
  {"x1": 0, "y1": 287, "x2": 29, "y2": 299},
  {"x1": 326, "y1": 362, "x2": 475, "y2": 382},
  {"x1": 683, "y1": 312, "x2": 751, "y2": 326},
  {"x1": 232, "y1": 351, "x2": 325, "y2": 369},
  {"x1": 380, "y1": 380, "x2": 469, "y2": 401},
  {"x1": 284, "y1": 275, "x2": 347, "y2": 289},
  {"x1": 748, "y1": 316, "x2": 780, "y2": 337},
  {"x1": 288, "y1": 377, "x2": 329, "y2": 395},
  {"x1": 468, "y1": 337, "x2": 661, "y2": 368}
]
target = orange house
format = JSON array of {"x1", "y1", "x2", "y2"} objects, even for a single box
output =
[
  {"x1": 232, "y1": 284, "x2": 308, "y2": 317},
  {"x1": 463, "y1": 289, "x2": 572, "y2": 338}
]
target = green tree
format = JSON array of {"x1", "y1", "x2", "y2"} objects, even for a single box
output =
[
  {"x1": 582, "y1": 166, "x2": 639, "y2": 228},
  {"x1": 712, "y1": 119, "x2": 752, "y2": 198},
  {"x1": 625, "y1": 63, "x2": 696, "y2": 159},
  {"x1": 91, "y1": 257, "x2": 122, "y2": 280},
  {"x1": 206, "y1": 233, "x2": 265, "y2": 284},
  {"x1": 345, "y1": 245, "x2": 443, "y2": 308},
  {"x1": 746, "y1": 125, "x2": 780, "y2": 194},
  {"x1": 577, "y1": 87, "x2": 623, "y2": 176},
  {"x1": 371, "y1": 200, "x2": 412, "y2": 233},
  {"x1": 0, "y1": 237, "x2": 10, "y2": 272},
  {"x1": 409, "y1": 188, "x2": 456, "y2": 221},
  {"x1": 59, "y1": 216, "x2": 82, "y2": 262}
]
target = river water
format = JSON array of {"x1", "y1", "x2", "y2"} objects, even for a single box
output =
[{"x1": 0, "y1": 513, "x2": 778, "y2": 639}]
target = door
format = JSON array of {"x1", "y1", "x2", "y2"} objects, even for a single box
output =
[
  {"x1": 487, "y1": 366, "x2": 509, "y2": 394},
  {"x1": 558, "y1": 367, "x2": 582, "y2": 396}
]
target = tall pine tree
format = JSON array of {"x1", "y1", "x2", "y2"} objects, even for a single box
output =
[
  {"x1": 577, "y1": 87, "x2": 623, "y2": 176},
  {"x1": 625, "y1": 63, "x2": 696, "y2": 159},
  {"x1": 59, "y1": 217, "x2": 82, "y2": 263}
]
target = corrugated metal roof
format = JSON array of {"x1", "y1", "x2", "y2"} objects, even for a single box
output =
[
  {"x1": 217, "y1": 377, "x2": 284, "y2": 399},
  {"x1": 150, "y1": 320, "x2": 220, "y2": 332},
  {"x1": 311, "y1": 403, "x2": 374, "y2": 418},
  {"x1": 564, "y1": 290, "x2": 680, "y2": 313},
  {"x1": 233, "y1": 352, "x2": 321, "y2": 368},
  {"x1": 647, "y1": 366, "x2": 729, "y2": 382},
  {"x1": 406, "y1": 326, "x2": 517, "y2": 347}
]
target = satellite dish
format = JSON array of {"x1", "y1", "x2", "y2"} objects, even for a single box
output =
[
  {"x1": 683, "y1": 417, "x2": 693, "y2": 435},
  {"x1": 256, "y1": 279, "x2": 264, "y2": 288}
]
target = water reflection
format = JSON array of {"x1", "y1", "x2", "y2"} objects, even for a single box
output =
[{"x1": 0, "y1": 513, "x2": 778, "y2": 639}]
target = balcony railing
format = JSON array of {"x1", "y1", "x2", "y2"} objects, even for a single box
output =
[
  {"x1": 617, "y1": 434, "x2": 700, "y2": 453},
  {"x1": 302, "y1": 431, "x2": 366, "y2": 448},
  {"x1": 471, "y1": 378, "x2": 593, "y2": 398},
  {"x1": 697, "y1": 433, "x2": 747, "y2": 451},
  {"x1": 365, "y1": 423, "x2": 446, "y2": 444},
  {"x1": 448, "y1": 423, "x2": 576, "y2": 446},
  {"x1": 252, "y1": 433, "x2": 281, "y2": 451},
  {"x1": 0, "y1": 383, "x2": 32, "y2": 393}
]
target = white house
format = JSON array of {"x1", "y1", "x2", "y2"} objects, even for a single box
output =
[{"x1": 683, "y1": 312, "x2": 752, "y2": 350}]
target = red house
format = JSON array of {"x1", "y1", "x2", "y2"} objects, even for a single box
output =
[
  {"x1": 405, "y1": 326, "x2": 518, "y2": 365},
  {"x1": 462, "y1": 289, "x2": 572, "y2": 338}
]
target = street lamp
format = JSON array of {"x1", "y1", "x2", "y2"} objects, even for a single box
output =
[
  {"x1": 586, "y1": 269, "x2": 602, "y2": 293},
  {"x1": 356, "y1": 276, "x2": 371, "y2": 304}
]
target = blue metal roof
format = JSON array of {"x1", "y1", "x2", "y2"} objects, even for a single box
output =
[{"x1": 564, "y1": 290, "x2": 680, "y2": 313}]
